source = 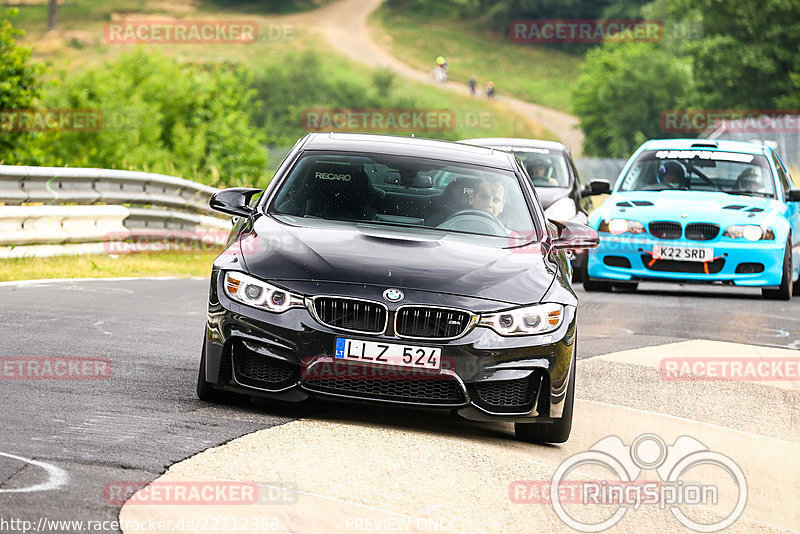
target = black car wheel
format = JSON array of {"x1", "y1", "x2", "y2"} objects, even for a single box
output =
[
  {"x1": 762, "y1": 241, "x2": 793, "y2": 300},
  {"x1": 514, "y1": 351, "x2": 575, "y2": 444},
  {"x1": 581, "y1": 259, "x2": 611, "y2": 292},
  {"x1": 197, "y1": 339, "x2": 244, "y2": 403},
  {"x1": 612, "y1": 282, "x2": 638, "y2": 292}
]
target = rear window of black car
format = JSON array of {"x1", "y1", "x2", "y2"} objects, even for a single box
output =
[{"x1": 269, "y1": 152, "x2": 538, "y2": 240}]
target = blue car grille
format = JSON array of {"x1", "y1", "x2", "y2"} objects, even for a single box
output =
[
  {"x1": 685, "y1": 223, "x2": 720, "y2": 241},
  {"x1": 648, "y1": 221, "x2": 682, "y2": 239}
]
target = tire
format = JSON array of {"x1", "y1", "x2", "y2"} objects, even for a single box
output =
[
  {"x1": 581, "y1": 259, "x2": 611, "y2": 292},
  {"x1": 612, "y1": 282, "x2": 638, "y2": 292},
  {"x1": 515, "y1": 351, "x2": 575, "y2": 444},
  {"x1": 196, "y1": 338, "x2": 243, "y2": 403},
  {"x1": 762, "y1": 241, "x2": 793, "y2": 300}
]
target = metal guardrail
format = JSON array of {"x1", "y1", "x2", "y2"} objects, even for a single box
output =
[
  {"x1": 0, "y1": 166, "x2": 219, "y2": 213},
  {"x1": 0, "y1": 166, "x2": 230, "y2": 258}
]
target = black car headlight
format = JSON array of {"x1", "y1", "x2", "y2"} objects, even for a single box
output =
[
  {"x1": 723, "y1": 225, "x2": 775, "y2": 241},
  {"x1": 479, "y1": 303, "x2": 565, "y2": 336},
  {"x1": 223, "y1": 271, "x2": 304, "y2": 312}
]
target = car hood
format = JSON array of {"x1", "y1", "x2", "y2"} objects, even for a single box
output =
[
  {"x1": 536, "y1": 187, "x2": 571, "y2": 210},
  {"x1": 237, "y1": 215, "x2": 557, "y2": 306},
  {"x1": 591, "y1": 190, "x2": 783, "y2": 226}
]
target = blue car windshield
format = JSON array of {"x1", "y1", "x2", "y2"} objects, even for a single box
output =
[
  {"x1": 269, "y1": 152, "x2": 539, "y2": 240},
  {"x1": 618, "y1": 150, "x2": 776, "y2": 198}
]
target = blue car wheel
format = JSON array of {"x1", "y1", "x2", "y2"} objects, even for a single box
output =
[{"x1": 762, "y1": 240, "x2": 793, "y2": 300}]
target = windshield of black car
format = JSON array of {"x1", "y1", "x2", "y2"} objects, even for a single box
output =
[
  {"x1": 502, "y1": 147, "x2": 570, "y2": 188},
  {"x1": 269, "y1": 152, "x2": 539, "y2": 240},
  {"x1": 618, "y1": 150, "x2": 776, "y2": 197}
]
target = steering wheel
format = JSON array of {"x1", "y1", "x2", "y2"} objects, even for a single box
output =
[
  {"x1": 437, "y1": 209, "x2": 507, "y2": 235},
  {"x1": 687, "y1": 167, "x2": 721, "y2": 191}
]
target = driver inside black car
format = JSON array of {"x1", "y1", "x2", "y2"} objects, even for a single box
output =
[{"x1": 468, "y1": 178, "x2": 506, "y2": 217}]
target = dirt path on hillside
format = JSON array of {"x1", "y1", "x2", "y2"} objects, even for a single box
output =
[{"x1": 290, "y1": 0, "x2": 585, "y2": 155}]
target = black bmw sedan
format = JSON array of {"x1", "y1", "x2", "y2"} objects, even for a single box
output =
[{"x1": 197, "y1": 133, "x2": 598, "y2": 443}]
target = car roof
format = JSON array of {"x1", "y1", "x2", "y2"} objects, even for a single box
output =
[
  {"x1": 302, "y1": 132, "x2": 517, "y2": 170},
  {"x1": 460, "y1": 137, "x2": 568, "y2": 153},
  {"x1": 639, "y1": 138, "x2": 769, "y2": 156}
]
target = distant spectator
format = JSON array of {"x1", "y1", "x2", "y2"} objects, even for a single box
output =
[
  {"x1": 486, "y1": 81, "x2": 495, "y2": 99},
  {"x1": 468, "y1": 76, "x2": 477, "y2": 96}
]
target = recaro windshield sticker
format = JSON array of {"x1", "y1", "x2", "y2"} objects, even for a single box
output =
[
  {"x1": 315, "y1": 172, "x2": 351, "y2": 181},
  {"x1": 654, "y1": 150, "x2": 754, "y2": 163}
]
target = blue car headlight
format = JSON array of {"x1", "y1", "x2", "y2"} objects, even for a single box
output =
[
  {"x1": 723, "y1": 225, "x2": 775, "y2": 241},
  {"x1": 223, "y1": 271, "x2": 304, "y2": 312},
  {"x1": 598, "y1": 219, "x2": 646, "y2": 235}
]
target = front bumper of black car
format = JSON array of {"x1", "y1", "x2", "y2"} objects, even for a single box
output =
[{"x1": 203, "y1": 270, "x2": 577, "y2": 423}]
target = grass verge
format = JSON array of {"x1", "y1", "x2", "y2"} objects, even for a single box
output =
[
  {"x1": 0, "y1": 252, "x2": 218, "y2": 282},
  {"x1": 370, "y1": 4, "x2": 583, "y2": 112}
]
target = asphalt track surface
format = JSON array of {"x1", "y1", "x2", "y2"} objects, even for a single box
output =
[{"x1": 1, "y1": 278, "x2": 798, "y2": 533}]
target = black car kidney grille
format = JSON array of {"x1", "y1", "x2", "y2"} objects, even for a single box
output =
[
  {"x1": 395, "y1": 307, "x2": 471, "y2": 338},
  {"x1": 472, "y1": 376, "x2": 537, "y2": 414},
  {"x1": 303, "y1": 373, "x2": 465, "y2": 405},
  {"x1": 649, "y1": 221, "x2": 682, "y2": 239},
  {"x1": 685, "y1": 223, "x2": 720, "y2": 241},
  {"x1": 232, "y1": 341, "x2": 297, "y2": 389},
  {"x1": 313, "y1": 297, "x2": 387, "y2": 333}
]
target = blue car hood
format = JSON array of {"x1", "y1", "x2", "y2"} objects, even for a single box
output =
[{"x1": 591, "y1": 190, "x2": 784, "y2": 227}]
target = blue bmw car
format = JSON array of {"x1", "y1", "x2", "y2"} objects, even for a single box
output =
[{"x1": 584, "y1": 139, "x2": 800, "y2": 299}]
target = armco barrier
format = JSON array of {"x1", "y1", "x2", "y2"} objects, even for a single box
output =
[
  {"x1": 0, "y1": 166, "x2": 231, "y2": 258},
  {"x1": 0, "y1": 166, "x2": 219, "y2": 213}
]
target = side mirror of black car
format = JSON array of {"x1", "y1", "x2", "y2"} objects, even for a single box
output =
[
  {"x1": 787, "y1": 188, "x2": 800, "y2": 201},
  {"x1": 210, "y1": 187, "x2": 262, "y2": 218},
  {"x1": 550, "y1": 220, "x2": 600, "y2": 251},
  {"x1": 579, "y1": 179, "x2": 611, "y2": 197}
]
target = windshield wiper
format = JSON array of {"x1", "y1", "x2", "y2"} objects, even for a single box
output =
[{"x1": 722, "y1": 190, "x2": 773, "y2": 198}]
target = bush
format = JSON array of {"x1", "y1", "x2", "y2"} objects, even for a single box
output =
[
  {"x1": 0, "y1": 8, "x2": 42, "y2": 158},
  {"x1": 15, "y1": 50, "x2": 268, "y2": 187}
]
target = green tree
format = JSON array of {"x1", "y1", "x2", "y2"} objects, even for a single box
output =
[
  {"x1": 0, "y1": 8, "x2": 42, "y2": 158},
  {"x1": 676, "y1": 0, "x2": 800, "y2": 108},
  {"x1": 21, "y1": 50, "x2": 268, "y2": 187},
  {"x1": 572, "y1": 43, "x2": 692, "y2": 156}
]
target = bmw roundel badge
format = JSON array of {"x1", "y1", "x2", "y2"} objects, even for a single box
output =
[{"x1": 383, "y1": 289, "x2": 404, "y2": 302}]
